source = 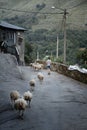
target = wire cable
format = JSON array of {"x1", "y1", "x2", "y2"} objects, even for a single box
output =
[
  {"x1": 0, "y1": 7, "x2": 64, "y2": 15},
  {"x1": 68, "y1": 0, "x2": 87, "y2": 10}
]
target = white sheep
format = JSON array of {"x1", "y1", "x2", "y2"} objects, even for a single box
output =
[
  {"x1": 23, "y1": 91, "x2": 33, "y2": 107},
  {"x1": 37, "y1": 72, "x2": 44, "y2": 81},
  {"x1": 29, "y1": 79, "x2": 36, "y2": 87},
  {"x1": 14, "y1": 98, "x2": 27, "y2": 118},
  {"x1": 38, "y1": 63, "x2": 44, "y2": 69},
  {"x1": 10, "y1": 90, "x2": 20, "y2": 107},
  {"x1": 32, "y1": 63, "x2": 38, "y2": 70},
  {"x1": 31, "y1": 63, "x2": 43, "y2": 71}
]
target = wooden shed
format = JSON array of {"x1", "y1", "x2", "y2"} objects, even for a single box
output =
[{"x1": 0, "y1": 21, "x2": 26, "y2": 65}]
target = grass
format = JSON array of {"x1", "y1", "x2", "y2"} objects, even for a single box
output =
[{"x1": 0, "y1": 0, "x2": 87, "y2": 31}]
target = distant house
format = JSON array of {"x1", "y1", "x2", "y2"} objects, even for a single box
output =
[{"x1": 0, "y1": 21, "x2": 26, "y2": 65}]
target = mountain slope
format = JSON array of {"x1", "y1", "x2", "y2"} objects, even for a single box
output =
[
  {"x1": 0, "y1": 0, "x2": 87, "y2": 65},
  {"x1": 0, "y1": 0, "x2": 87, "y2": 30}
]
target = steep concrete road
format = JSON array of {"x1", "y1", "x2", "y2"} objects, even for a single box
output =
[{"x1": 0, "y1": 66, "x2": 87, "y2": 130}]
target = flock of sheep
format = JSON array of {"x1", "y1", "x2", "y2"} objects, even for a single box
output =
[
  {"x1": 10, "y1": 90, "x2": 32, "y2": 118},
  {"x1": 10, "y1": 62, "x2": 51, "y2": 119}
]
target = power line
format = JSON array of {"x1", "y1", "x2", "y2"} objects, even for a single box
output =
[
  {"x1": 55, "y1": 0, "x2": 87, "y2": 11},
  {"x1": 0, "y1": 7, "x2": 64, "y2": 15},
  {"x1": 68, "y1": 0, "x2": 87, "y2": 10},
  {"x1": 0, "y1": 2, "x2": 87, "y2": 16}
]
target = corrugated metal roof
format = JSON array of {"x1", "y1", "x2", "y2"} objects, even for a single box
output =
[{"x1": 0, "y1": 21, "x2": 26, "y2": 31}]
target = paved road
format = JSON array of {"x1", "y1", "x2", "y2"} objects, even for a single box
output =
[{"x1": 0, "y1": 66, "x2": 87, "y2": 130}]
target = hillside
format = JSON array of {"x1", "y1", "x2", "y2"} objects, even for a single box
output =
[
  {"x1": 0, "y1": 0, "x2": 87, "y2": 30},
  {"x1": 0, "y1": 0, "x2": 87, "y2": 65}
]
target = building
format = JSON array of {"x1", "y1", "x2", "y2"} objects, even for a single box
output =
[{"x1": 0, "y1": 21, "x2": 26, "y2": 65}]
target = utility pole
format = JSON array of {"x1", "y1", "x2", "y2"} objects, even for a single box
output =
[
  {"x1": 56, "y1": 35, "x2": 59, "y2": 58},
  {"x1": 51, "y1": 6, "x2": 68, "y2": 63},
  {"x1": 63, "y1": 9, "x2": 67, "y2": 64},
  {"x1": 37, "y1": 51, "x2": 39, "y2": 60}
]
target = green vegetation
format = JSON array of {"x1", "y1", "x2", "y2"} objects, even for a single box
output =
[
  {"x1": 76, "y1": 49, "x2": 87, "y2": 68},
  {"x1": 25, "y1": 29, "x2": 87, "y2": 66},
  {"x1": 24, "y1": 42, "x2": 33, "y2": 64},
  {"x1": 0, "y1": 0, "x2": 87, "y2": 67}
]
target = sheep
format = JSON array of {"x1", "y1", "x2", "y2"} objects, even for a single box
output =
[
  {"x1": 38, "y1": 63, "x2": 44, "y2": 69},
  {"x1": 10, "y1": 90, "x2": 20, "y2": 107},
  {"x1": 35, "y1": 64, "x2": 42, "y2": 70},
  {"x1": 37, "y1": 72, "x2": 44, "y2": 81},
  {"x1": 29, "y1": 79, "x2": 36, "y2": 91},
  {"x1": 29, "y1": 63, "x2": 33, "y2": 66},
  {"x1": 31, "y1": 63, "x2": 38, "y2": 70},
  {"x1": 33, "y1": 63, "x2": 41, "y2": 70},
  {"x1": 31, "y1": 63, "x2": 43, "y2": 71},
  {"x1": 23, "y1": 91, "x2": 33, "y2": 107},
  {"x1": 29, "y1": 79, "x2": 35, "y2": 87},
  {"x1": 14, "y1": 98, "x2": 27, "y2": 118}
]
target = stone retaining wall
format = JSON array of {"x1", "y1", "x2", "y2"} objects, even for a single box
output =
[{"x1": 37, "y1": 60, "x2": 87, "y2": 84}]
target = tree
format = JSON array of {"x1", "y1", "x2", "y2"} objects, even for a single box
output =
[
  {"x1": 24, "y1": 42, "x2": 33, "y2": 64},
  {"x1": 76, "y1": 49, "x2": 87, "y2": 66}
]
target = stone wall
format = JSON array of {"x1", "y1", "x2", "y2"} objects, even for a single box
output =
[{"x1": 37, "y1": 60, "x2": 87, "y2": 84}]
